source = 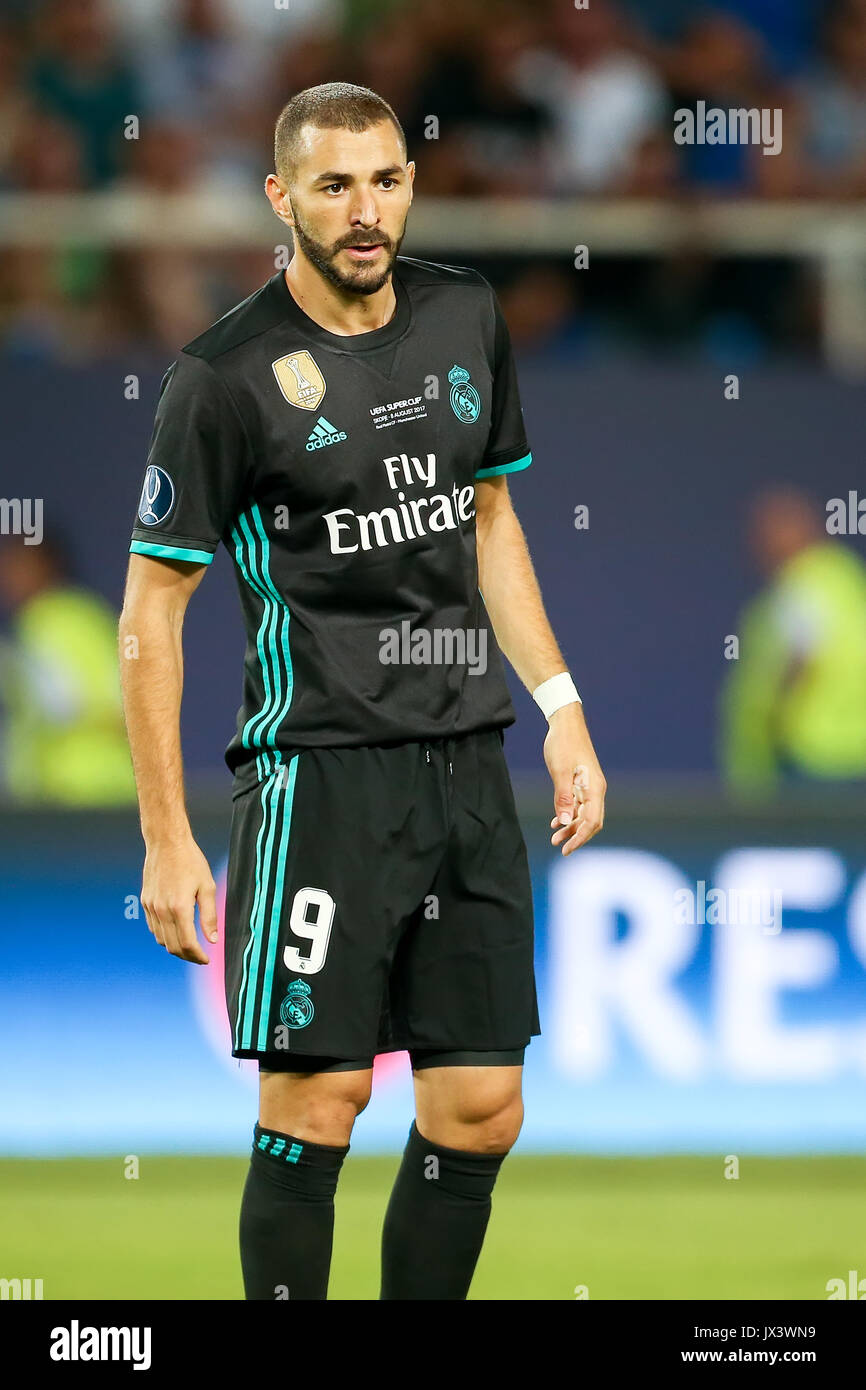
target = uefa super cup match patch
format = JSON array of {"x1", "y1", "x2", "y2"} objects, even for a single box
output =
[
  {"x1": 137, "y1": 465, "x2": 175, "y2": 526},
  {"x1": 272, "y1": 350, "x2": 327, "y2": 411}
]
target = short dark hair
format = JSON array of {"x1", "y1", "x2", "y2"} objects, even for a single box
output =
[{"x1": 274, "y1": 82, "x2": 407, "y2": 183}]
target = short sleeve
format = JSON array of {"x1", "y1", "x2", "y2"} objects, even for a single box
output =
[
  {"x1": 129, "y1": 352, "x2": 249, "y2": 565},
  {"x1": 475, "y1": 288, "x2": 532, "y2": 480}
]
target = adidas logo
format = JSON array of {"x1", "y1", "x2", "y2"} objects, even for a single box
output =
[{"x1": 306, "y1": 416, "x2": 348, "y2": 451}]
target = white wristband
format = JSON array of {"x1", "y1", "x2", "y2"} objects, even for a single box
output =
[{"x1": 532, "y1": 672, "x2": 582, "y2": 720}]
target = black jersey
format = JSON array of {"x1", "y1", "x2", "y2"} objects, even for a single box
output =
[{"x1": 128, "y1": 257, "x2": 533, "y2": 787}]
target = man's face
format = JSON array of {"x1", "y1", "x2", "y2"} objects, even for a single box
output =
[{"x1": 274, "y1": 120, "x2": 414, "y2": 296}]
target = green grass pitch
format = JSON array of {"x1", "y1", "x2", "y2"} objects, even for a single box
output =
[{"x1": 1, "y1": 1155, "x2": 863, "y2": 1300}]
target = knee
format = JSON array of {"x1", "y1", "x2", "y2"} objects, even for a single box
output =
[
  {"x1": 463, "y1": 1093, "x2": 524, "y2": 1154},
  {"x1": 338, "y1": 1076, "x2": 374, "y2": 1116},
  {"x1": 426, "y1": 1088, "x2": 524, "y2": 1155},
  {"x1": 260, "y1": 1072, "x2": 373, "y2": 1147},
  {"x1": 315, "y1": 1078, "x2": 372, "y2": 1131},
  {"x1": 304, "y1": 1076, "x2": 374, "y2": 1141}
]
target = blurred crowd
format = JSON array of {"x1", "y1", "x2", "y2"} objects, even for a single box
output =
[
  {"x1": 4, "y1": 0, "x2": 864, "y2": 199},
  {"x1": 0, "y1": 0, "x2": 863, "y2": 360}
]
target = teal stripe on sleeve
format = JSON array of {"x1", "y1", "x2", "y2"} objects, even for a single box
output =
[
  {"x1": 475, "y1": 451, "x2": 532, "y2": 480},
  {"x1": 129, "y1": 540, "x2": 214, "y2": 564}
]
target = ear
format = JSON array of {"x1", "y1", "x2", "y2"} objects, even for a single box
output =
[{"x1": 265, "y1": 173, "x2": 294, "y2": 227}]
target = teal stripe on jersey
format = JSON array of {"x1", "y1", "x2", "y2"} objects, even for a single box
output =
[
  {"x1": 232, "y1": 511, "x2": 280, "y2": 752},
  {"x1": 256, "y1": 753, "x2": 299, "y2": 1051},
  {"x1": 129, "y1": 540, "x2": 214, "y2": 564},
  {"x1": 249, "y1": 504, "x2": 294, "y2": 747},
  {"x1": 474, "y1": 451, "x2": 532, "y2": 480},
  {"x1": 231, "y1": 504, "x2": 294, "y2": 753}
]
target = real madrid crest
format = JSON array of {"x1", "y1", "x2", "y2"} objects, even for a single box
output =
[
  {"x1": 272, "y1": 350, "x2": 326, "y2": 411},
  {"x1": 448, "y1": 363, "x2": 482, "y2": 424},
  {"x1": 279, "y1": 978, "x2": 315, "y2": 1029}
]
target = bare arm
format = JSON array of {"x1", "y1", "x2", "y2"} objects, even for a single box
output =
[
  {"x1": 475, "y1": 474, "x2": 606, "y2": 853},
  {"x1": 119, "y1": 553, "x2": 218, "y2": 963}
]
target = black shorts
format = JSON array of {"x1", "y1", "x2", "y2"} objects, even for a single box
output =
[{"x1": 224, "y1": 728, "x2": 540, "y2": 1065}]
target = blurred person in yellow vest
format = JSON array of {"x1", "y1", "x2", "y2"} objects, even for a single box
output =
[
  {"x1": 720, "y1": 487, "x2": 866, "y2": 794},
  {"x1": 0, "y1": 530, "x2": 136, "y2": 805}
]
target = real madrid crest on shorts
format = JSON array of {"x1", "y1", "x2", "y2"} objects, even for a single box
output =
[
  {"x1": 448, "y1": 363, "x2": 481, "y2": 424},
  {"x1": 272, "y1": 350, "x2": 326, "y2": 411},
  {"x1": 279, "y1": 979, "x2": 314, "y2": 1029}
]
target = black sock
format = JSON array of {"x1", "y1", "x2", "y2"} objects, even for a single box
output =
[
  {"x1": 379, "y1": 1120, "x2": 507, "y2": 1300},
  {"x1": 239, "y1": 1123, "x2": 349, "y2": 1300}
]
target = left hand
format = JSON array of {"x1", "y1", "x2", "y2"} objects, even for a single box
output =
[{"x1": 543, "y1": 703, "x2": 607, "y2": 855}]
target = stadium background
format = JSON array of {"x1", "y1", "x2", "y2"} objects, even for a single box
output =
[{"x1": 2, "y1": 0, "x2": 866, "y2": 1299}]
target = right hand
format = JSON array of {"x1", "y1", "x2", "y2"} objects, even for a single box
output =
[{"x1": 140, "y1": 835, "x2": 218, "y2": 965}]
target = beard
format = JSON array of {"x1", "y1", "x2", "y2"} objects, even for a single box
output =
[{"x1": 288, "y1": 197, "x2": 406, "y2": 296}]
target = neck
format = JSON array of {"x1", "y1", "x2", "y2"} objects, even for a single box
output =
[{"x1": 283, "y1": 258, "x2": 397, "y2": 337}]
